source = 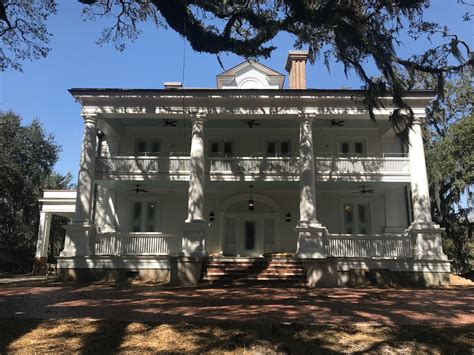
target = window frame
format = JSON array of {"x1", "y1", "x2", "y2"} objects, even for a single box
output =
[
  {"x1": 134, "y1": 139, "x2": 161, "y2": 156},
  {"x1": 265, "y1": 139, "x2": 293, "y2": 157},
  {"x1": 129, "y1": 199, "x2": 160, "y2": 233},
  {"x1": 339, "y1": 198, "x2": 372, "y2": 235},
  {"x1": 336, "y1": 137, "x2": 368, "y2": 157}
]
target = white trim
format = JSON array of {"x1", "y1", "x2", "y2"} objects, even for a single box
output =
[{"x1": 220, "y1": 193, "x2": 280, "y2": 213}]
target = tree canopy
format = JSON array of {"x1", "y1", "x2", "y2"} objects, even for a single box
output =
[
  {"x1": 420, "y1": 72, "x2": 473, "y2": 271},
  {"x1": 0, "y1": 111, "x2": 71, "y2": 254},
  {"x1": 1, "y1": 1, "x2": 472, "y2": 133}
]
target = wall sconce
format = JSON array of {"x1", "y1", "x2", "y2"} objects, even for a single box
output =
[
  {"x1": 209, "y1": 212, "x2": 215, "y2": 222},
  {"x1": 286, "y1": 212, "x2": 292, "y2": 222},
  {"x1": 248, "y1": 185, "x2": 255, "y2": 212}
]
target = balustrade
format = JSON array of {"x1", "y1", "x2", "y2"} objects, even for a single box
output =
[{"x1": 95, "y1": 233, "x2": 181, "y2": 256}]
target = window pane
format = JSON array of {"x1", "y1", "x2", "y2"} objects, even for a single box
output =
[
  {"x1": 358, "y1": 203, "x2": 370, "y2": 234},
  {"x1": 267, "y1": 142, "x2": 276, "y2": 154},
  {"x1": 137, "y1": 141, "x2": 147, "y2": 153},
  {"x1": 355, "y1": 142, "x2": 364, "y2": 154},
  {"x1": 224, "y1": 142, "x2": 233, "y2": 155},
  {"x1": 341, "y1": 142, "x2": 349, "y2": 154},
  {"x1": 145, "y1": 202, "x2": 156, "y2": 232},
  {"x1": 344, "y1": 204, "x2": 353, "y2": 223},
  {"x1": 151, "y1": 142, "x2": 160, "y2": 154},
  {"x1": 132, "y1": 202, "x2": 142, "y2": 232},
  {"x1": 211, "y1": 142, "x2": 219, "y2": 154},
  {"x1": 344, "y1": 203, "x2": 354, "y2": 234},
  {"x1": 281, "y1": 141, "x2": 290, "y2": 155}
]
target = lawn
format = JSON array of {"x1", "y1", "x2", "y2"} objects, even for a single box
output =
[{"x1": 1, "y1": 318, "x2": 473, "y2": 354}]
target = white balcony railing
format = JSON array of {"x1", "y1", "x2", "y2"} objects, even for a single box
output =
[
  {"x1": 95, "y1": 154, "x2": 409, "y2": 181},
  {"x1": 315, "y1": 156, "x2": 410, "y2": 177},
  {"x1": 96, "y1": 156, "x2": 190, "y2": 175},
  {"x1": 94, "y1": 233, "x2": 181, "y2": 256},
  {"x1": 326, "y1": 233, "x2": 412, "y2": 258},
  {"x1": 209, "y1": 156, "x2": 300, "y2": 176}
]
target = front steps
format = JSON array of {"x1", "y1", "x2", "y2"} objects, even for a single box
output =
[{"x1": 201, "y1": 257, "x2": 306, "y2": 285}]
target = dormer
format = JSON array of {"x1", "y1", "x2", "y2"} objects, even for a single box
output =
[{"x1": 216, "y1": 60, "x2": 285, "y2": 89}]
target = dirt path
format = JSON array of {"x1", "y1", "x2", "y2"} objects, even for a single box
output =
[{"x1": 0, "y1": 278, "x2": 472, "y2": 326}]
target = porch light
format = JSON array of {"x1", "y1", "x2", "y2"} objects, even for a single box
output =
[
  {"x1": 286, "y1": 212, "x2": 292, "y2": 222},
  {"x1": 248, "y1": 185, "x2": 255, "y2": 212},
  {"x1": 209, "y1": 212, "x2": 215, "y2": 222}
]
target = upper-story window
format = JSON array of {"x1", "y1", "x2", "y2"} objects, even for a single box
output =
[
  {"x1": 135, "y1": 140, "x2": 160, "y2": 156},
  {"x1": 131, "y1": 201, "x2": 159, "y2": 232},
  {"x1": 266, "y1": 140, "x2": 292, "y2": 156},
  {"x1": 209, "y1": 141, "x2": 234, "y2": 157},
  {"x1": 338, "y1": 139, "x2": 366, "y2": 156}
]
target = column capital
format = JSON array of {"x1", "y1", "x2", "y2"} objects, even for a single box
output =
[
  {"x1": 81, "y1": 114, "x2": 98, "y2": 124},
  {"x1": 190, "y1": 112, "x2": 207, "y2": 123},
  {"x1": 297, "y1": 113, "x2": 314, "y2": 124}
]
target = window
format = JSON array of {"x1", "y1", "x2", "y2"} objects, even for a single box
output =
[
  {"x1": 135, "y1": 140, "x2": 160, "y2": 156},
  {"x1": 343, "y1": 202, "x2": 370, "y2": 234},
  {"x1": 209, "y1": 141, "x2": 233, "y2": 156},
  {"x1": 266, "y1": 140, "x2": 292, "y2": 156},
  {"x1": 338, "y1": 140, "x2": 366, "y2": 156},
  {"x1": 131, "y1": 201, "x2": 158, "y2": 232}
]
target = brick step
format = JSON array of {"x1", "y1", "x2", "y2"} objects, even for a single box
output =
[
  {"x1": 202, "y1": 279, "x2": 306, "y2": 287},
  {"x1": 201, "y1": 257, "x2": 306, "y2": 284},
  {"x1": 203, "y1": 272, "x2": 304, "y2": 278},
  {"x1": 205, "y1": 266, "x2": 304, "y2": 272},
  {"x1": 206, "y1": 261, "x2": 302, "y2": 266},
  {"x1": 204, "y1": 276, "x2": 304, "y2": 280}
]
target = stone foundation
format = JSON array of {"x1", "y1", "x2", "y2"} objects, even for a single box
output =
[
  {"x1": 169, "y1": 257, "x2": 204, "y2": 286},
  {"x1": 303, "y1": 259, "x2": 451, "y2": 287},
  {"x1": 58, "y1": 268, "x2": 169, "y2": 283}
]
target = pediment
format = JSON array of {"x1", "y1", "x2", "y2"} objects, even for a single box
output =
[{"x1": 216, "y1": 60, "x2": 285, "y2": 89}]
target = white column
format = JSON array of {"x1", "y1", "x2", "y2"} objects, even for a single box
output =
[
  {"x1": 61, "y1": 115, "x2": 97, "y2": 257},
  {"x1": 295, "y1": 114, "x2": 327, "y2": 259},
  {"x1": 186, "y1": 114, "x2": 206, "y2": 223},
  {"x1": 408, "y1": 120, "x2": 432, "y2": 224},
  {"x1": 35, "y1": 211, "x2": 52, "y2": 259},
  {"x1": 407, "y1": 119, "x2": 447, "y2": 261},
  {"x1": 181, "y1": 114, "x2": 207, "y2": 257},
  {"x1": 74, "y1": 115, "x2": 98, "y2": 224},
  {"x1": 296, "y1": 115, "x2": 320, "y2": 228}
]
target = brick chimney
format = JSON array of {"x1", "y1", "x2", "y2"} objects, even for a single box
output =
[{"x1": 285, "y1": 50, "x2": 309, "y2": 89}]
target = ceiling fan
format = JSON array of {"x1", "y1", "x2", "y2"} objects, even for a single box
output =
[
  {"x1": 241, "y1": 119, "x2": 261, "y2": 128},
  {"x1": 163, "y1": 119, "x2": 177, "y2": 127},
  {"x1": 353, "y1": 185, "x2": 375, "y2": 194},
  {"x1": 329, "y1": 119, "x2": 345, "y2": 127},
  {"x1": 128, "y1": 184, "x2": 149, "y2": 193}
]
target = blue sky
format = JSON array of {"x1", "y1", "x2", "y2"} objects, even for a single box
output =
[{"x1": 0, "y1": 0, "x2": 472, "y2": 180}]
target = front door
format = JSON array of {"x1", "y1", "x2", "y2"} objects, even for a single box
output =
[
  {"x1": 223, "y1": 213, "x2": 277, "y2": 256},
  {"x1": 241, "y1": 219, "x2": 258, "y2": 256}
]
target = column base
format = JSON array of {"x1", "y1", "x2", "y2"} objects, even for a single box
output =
[
  {"x1": 32, "y1": 257, "x2": 48, "y2": 276},
  {"x1": 407, "y1": 221, "x2": 448, "y2": 261},
  {"x1": 181, "y1": 220, "x2": 208, "y2": 257},
  {"x1": 60, "y1": 222, "x2": 95, "y2": 257},
  {"x1": 295, "y1": 221, "x2": 328, "y2": 259}
]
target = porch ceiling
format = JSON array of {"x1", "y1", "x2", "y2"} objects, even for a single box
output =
[
  {"x1": 97, "y1": 180, "x2": 408, "y2": 194},
  {"x1": 104, "y1": 116, "x2": 385, "y2": 130}
]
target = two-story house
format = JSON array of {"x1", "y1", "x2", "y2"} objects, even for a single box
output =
[{"x1": 35, "y1": 51, "x2": 450, "y2": 286}]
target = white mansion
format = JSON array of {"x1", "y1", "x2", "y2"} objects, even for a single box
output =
[{"x1": 36, "y1": 51, "x2": 449, "y2": 286}]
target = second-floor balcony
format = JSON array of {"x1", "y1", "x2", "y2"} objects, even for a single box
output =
[{"x1": 95, "y1": 153, "x2": 410, "y2": 182}]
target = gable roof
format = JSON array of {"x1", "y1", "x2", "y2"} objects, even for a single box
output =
[{"x1": 216, "y1": 60, "x2": 286, "y2": 89}]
